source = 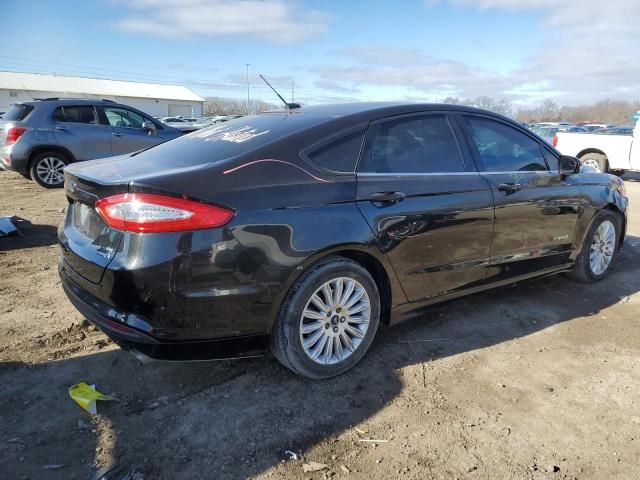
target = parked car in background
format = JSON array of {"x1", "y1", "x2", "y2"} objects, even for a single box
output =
[
  {"x1": 59, "y1": 102, "x2": 627, "y2": 379},
  {"x1": 581, "y1": 123, "x2": 615, "y2": 132},
  {"x1": 593, "y1": 126, "x2": 634, "y2": 135},
  {"x1": 190, "y1": 117, "x2": 220, "y2": 129},
  {"x1": 159, "y1": 116, "x2": 199, "y2": 133},
  {"x1": 554, "y1": 122, "x2": 640, "y2": 174},
  {"x1": 534, "y1": 122, "x2": 573, "y2": 128},
  {"x1": 534, "y1": 126, "x2": 565, "y2": 143},
  {"x1": 0, "y1": 99, "x2": 182, "y2": 188},
  {"x1": 189, "y1": 115, "x2": 246, "y2": 130}
]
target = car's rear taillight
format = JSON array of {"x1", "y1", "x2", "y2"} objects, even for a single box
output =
[
  {"x1": 5, "y1": 127, "x2": 27, "y2": 145},
  {"x1": 94, "y1": 193, "x2": 234, "y2": 233},
  {"x1": 552, "y1": 135, "x2": 558, "y2": 147}
]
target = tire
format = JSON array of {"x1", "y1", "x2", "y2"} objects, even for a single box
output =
[
  {"x1": 566, "y1": 210, "x2": 621, "y2": 283},
  {"x1": 579, "y1": 152, "x2": 607, "y2": 173},
  {"x1": 610, "y1": 170, "x2": 627, "y2": 177},
  {"x1": 29, "y1": 151, "x2": 69, "y2": 188},
  {"x1": 271, "y1": 257, "x2": 381, "y2": 379}
]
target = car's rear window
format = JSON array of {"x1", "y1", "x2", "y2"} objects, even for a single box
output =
[
  {"x1": 131, "y1": 113, "x2": 329, "y2": 168},
  {"x1": 3, "y1": 104, "x2": 34, "y2": 121}
]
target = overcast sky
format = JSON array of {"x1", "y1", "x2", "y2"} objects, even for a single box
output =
[{"x1": 3, "y1": 0, "x2": 639, "y2": 109}]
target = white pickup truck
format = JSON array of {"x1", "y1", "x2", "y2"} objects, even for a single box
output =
[{"x1": 553, "y1": 123, "x2": 640, "y2": 174}]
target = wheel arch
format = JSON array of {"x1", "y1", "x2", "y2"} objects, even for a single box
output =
[
  {"x1": 335, "y1": 249, "x2": 394, "y2": 325},
  {"x1": 27, "y1": 145, "x2": 75, "y2": 171},
  {"x1": 271, "y1": 244, "x2": 406, "y2": 330},
  {"x1": 577, "y1": 148, "x2": 608, "y2": 166},
  {"x1": 603, "y1": 203, "x2": 626, "y2": 247}
]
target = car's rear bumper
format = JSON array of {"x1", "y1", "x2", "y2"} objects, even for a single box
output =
[
  {"x1": 1, "y1": 143, "x2": 28, "y2": 173},
  {"x1": 59, "y1": 262, "x2": 270, "y2": 361}
]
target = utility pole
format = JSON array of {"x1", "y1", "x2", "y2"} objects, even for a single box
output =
[
  {"x1": 245, "y1": 63, "x2": 250, "y2": 115},
  {"x1": 408, "y1": 80, "x2": 412, "y2": 101},
  {"x1": 291, "y1": 79, "x2": 294, "y2": 103}
]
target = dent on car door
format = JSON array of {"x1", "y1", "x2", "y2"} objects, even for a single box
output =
[
  {"x1": 355, "y1": 112, "x2": 495, "y2": 303},
  {"x1": 102, "y1": 106, "x2": 162, "y2": 155},
  {"x1": 458, "y1": 114, "x2": 581, "y2": 282}
]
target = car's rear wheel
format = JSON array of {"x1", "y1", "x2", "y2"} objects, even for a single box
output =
[
  {"x1": 566, "y1": 210, "x2": 621, "y2": 283},
  {"x1": 271, "y1": 257, "x2": 380, "y2": 379},
  {"x1": 579, "y1": 152, "x2": 607, "y2": 173},
  {"x1": 30, "y1": 151, "x2": 68, "y2": 188}
]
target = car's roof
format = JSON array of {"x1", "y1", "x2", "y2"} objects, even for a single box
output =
[
  {"x1": 18, "y1": 98, "x2": 118, "y2": 106},
  {"x1": 262, "y1": 101, "x2": 512, "y2": 122}
]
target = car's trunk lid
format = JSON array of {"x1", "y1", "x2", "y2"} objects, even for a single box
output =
[{"x1": 59, "y1": 170, "x2": 128, "y2": 284}]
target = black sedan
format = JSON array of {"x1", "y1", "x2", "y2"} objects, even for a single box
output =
[{"x1": 58, "y1": 103, "x2": 628, "y2": 379}]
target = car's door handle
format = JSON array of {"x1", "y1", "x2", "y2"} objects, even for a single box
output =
[
  {"x1": 369, "y1": 191, "x2": 406, "y2": 205},
  {"x1": 112, "y1": 132, "x2": 124, "y2": 137},
  {"x1": 497, "y1": 183, "x2": 522, "y2": 194},
  {"x1": 55, "y1": 126, "x2": 67, "y2": 132}
]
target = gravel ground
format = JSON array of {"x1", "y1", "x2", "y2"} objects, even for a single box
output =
[{"x1": 1, "y1": 170, "x2": 639, "y2": 480}]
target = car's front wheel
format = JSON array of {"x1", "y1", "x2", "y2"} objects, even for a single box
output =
[
  {"x1": 30, "y1": 151, "x2": 68, "y2": 188},
  {"x1": 567, "y1": 210, "x2": 621, "y2": 283},
  {"x1": 271, "y1": 257, "x2": 380, "y2": 379}
]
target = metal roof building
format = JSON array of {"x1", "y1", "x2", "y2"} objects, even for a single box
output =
[{"x1": 0, "y1": 71, "x2": 205, "y2": 117}]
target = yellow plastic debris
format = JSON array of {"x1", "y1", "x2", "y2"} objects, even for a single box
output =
[{"x1": 68, "y1": 382, "x2": 113, "y2": 414}]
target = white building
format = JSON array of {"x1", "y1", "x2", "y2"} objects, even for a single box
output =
[{"x1": 0, "y1": 71, "x2": 204, "y2": 117}]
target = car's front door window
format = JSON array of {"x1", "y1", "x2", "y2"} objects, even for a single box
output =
[
  {"x1": 104, "y1": 107, "x2": 147, "y2": 129},
  {"x1": 464, "y1": 116, "x2": 547, "y2": 172}
]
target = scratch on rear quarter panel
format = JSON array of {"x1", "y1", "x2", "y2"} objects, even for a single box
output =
[{"x1": 222, "y1": 159, "x2": 331, "y2": 183}]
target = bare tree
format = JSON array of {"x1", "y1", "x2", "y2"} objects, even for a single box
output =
[
  {"x1": 442, "y1": 96, "x2": 463, "y2": 105},
  {"x1": 517, "y1": 99, "x2": 640, "y2": 124},
  {"x1": 203, "y1": 97, "x2": 277, "y2": 116},
  {"x1": 471, "y1": 96, "x2": 512, "y2": 117},
  {"x1": 441, "y1": 96, "x2": 512, "y2": 117}
]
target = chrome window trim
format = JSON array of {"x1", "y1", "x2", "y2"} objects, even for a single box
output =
[
  {"x1": 481, "y1": 170, "x2": 551, "y2": 175},
  {"x1": 356, "y1": 171, "x2": 481, "y2": 177},
  {"x1": 356, "y1": 170, "x2": 560, "y2": 177}
]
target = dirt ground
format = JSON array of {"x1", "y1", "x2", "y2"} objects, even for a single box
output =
[{"x1": 1, "y1": 169, "x2": 639, "y2": 480}]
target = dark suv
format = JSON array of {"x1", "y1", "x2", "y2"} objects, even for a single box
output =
[{"x1": 0, "y1": 98, "x2": 182, "y2": 188}]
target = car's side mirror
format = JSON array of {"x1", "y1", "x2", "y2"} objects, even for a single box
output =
[
  {"x1": 558, "y1": 155, "x2": 580, "y2": 177},
  {"x1": 142, "y1": 121, "x2": 157, "y2": 135}
]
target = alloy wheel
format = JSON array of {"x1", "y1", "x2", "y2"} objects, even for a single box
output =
[
  {"x1": 299, "y1": 277, "x2": 371, "y2": 365},
  {"x1": 589, "y1": 220, "x2": 616, "y2": 275},
  {"x1": 36, "y1": 156, "x2": 66, "y2": 185}
]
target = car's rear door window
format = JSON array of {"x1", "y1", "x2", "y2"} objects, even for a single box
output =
[
  {"x1": 358, "y1": 114, "x2": 465, "y2": 173},
  {"x1": 304, "y1": 128, "x2": 366, "y2": 173},
  {"x1": 464, "y1": 116, "x2": 547, "y2": 171},
  {"x1": 53, "y1": 106, "x2": 100, "y2": 125}
]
